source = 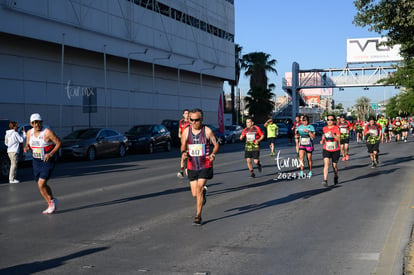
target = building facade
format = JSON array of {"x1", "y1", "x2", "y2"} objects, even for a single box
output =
[{"x1": 0, "y1": 0, "x2": 235, "y2": 135}]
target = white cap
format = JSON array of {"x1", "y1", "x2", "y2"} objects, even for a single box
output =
[{"x1": 30, "y1": 113, "x2": 42, "y2": 122}]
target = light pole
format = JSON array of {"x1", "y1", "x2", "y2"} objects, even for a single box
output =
[
  {"x1": 200, "y1": 65, "x2": 216, "y2": 107},
  {"x1": 152, "y1": 54, "x2": 172, "y2": 121},
  {"x1": 127, "y1": 49, "x2": 148, "y2": 126},
  {"x1": 177, "y1": 60, "x2": 195, "y2": 111}
]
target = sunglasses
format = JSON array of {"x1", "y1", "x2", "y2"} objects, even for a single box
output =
[
  {"x1": 327, "y1": 119, "x2": 335, "y2": 121},
  {"x1": 190, "y1": 118, "x2": 201, "y2": 122},
  {"x1": 31, "y1": 120, "x2": 42, "y2": 124}
]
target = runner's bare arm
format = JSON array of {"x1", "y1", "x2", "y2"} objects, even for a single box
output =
[
  {"x1": 24, "y1": 129, "x2": 31, "y2": 152},
  {"x1": 205, "y1": 127, "x2": 219, "y2": 161},
  {"x1": 180, "y1": 127, "x2": 189, "y2": 158},
  {"x1": 44, "y1": 129, "x2": 61, "y2": 161}
]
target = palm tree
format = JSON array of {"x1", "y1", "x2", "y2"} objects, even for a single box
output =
[
  {"x1": 241, "y1": 52, "x2": 277, "y2": 123},
  {"x1": 355, "y1": 96, "x2": 371, "y2": 120},
  {"x1": 229, "y1": 44, "x2": 243, "y2": 124}
]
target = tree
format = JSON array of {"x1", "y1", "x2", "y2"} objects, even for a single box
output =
[
  {"x1": 241, "y1": 52, "x2": 278, "y2": 123},
  {"x1": 354, "y1": 96, "x2": 371, "y2": 120},
  {"x1": 229, "y1": 44, "x2": 243, "y2": 124}
]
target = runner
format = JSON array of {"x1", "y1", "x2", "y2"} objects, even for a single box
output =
[
  {"x1": 264, "y1": 118, "x2": 278, "y2": 156},
  {"x1": 364, "y1": 116, "x2": 382, "y2": 168},
  {"x1": 177, "y1": 109, "x2": 190, "y2": 178},
  {"x1": 387, "y1": 118, "x2": 394, "y2": 142},
  {"x1": 320, "y1": 114, "x2": 341, "y2": 187},
  {"x1": 24, "y1": 113, "x2": 61, "y2": 214},
  {"x1": 240, "y1": 117, "x2": 264, "y2": 178},
  {"x1": 292, "y1": 115, "x2": 301, "y2": 154},
  {"x1": 181, "y1": 108, "x2": 219, "y2": 225},
  {"x1": 296, "y1": 115, "x2": 315, "y2": 178},
  {"x1": 377, "y1": 115, "x2": 388, "y2": 144},
  {"x1": 355, "y1": 117, "x2": 364, "y2": 143},
  {"x1": 401, "y1": 117, "x2": 409, "y2": 142},
  {"x1": 392, "y1": 117, "x2": 402, "y2": 143},
  {"x1": 337, "y1": 114, "x2": 352, "y2": 161}
]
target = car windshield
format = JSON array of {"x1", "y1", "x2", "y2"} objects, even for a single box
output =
[
  {"x1": 65, "y1": 129, "x2": 99, "y2": 139},
  {"x1": 225, "y1": 126, "x2": 236, "y2": 131},
  {"x1": 127, "y1": 125, "x2": 152, "y2": 135}
]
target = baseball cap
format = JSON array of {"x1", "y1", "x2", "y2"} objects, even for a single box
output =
[{"x1": 30, "y1": 113, "x2": 42, "y2": 122}]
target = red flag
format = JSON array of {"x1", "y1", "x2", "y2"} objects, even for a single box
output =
[{"x1": 218, "y1": 93, "x2": 225, "y2": 133}]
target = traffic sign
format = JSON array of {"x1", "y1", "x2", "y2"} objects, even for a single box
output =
[{"x1": 371, "y1": 103, "x2": 379, "y2": 110}]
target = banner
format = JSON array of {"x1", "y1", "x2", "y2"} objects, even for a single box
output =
[
  {"x1": 347, "y1": 37, "x2": 402, "y2": 63},
  {"x1": 218, "y1": 93, "x2": 225, "y2": 133}
]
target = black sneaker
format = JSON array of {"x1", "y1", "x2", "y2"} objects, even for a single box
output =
[
  {"x1": 250, "y1": 172, "x2": 256, "y2": 178},
  {"x1": 193, "y1": 215, "x2": 202, "y2": 226},
  {"x1": 257, "y1": 163, "x2": 262, "y2": 173},
  {"x1": 371, "y1": 162, "x2": 377, "y2": 168},
  {"x1": 322, "y1": 180, "x2": 328, "y2": 187},
  {"x1": 334, "y1": 176, "x2": 339, "y2": 185},
  {"x1": 202, "y1": 186, "x2": 207, "y2": 206}
]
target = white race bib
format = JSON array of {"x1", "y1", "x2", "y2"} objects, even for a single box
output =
[
  {"x1": 32, "y1": 147, "x2": 45, "y2": 159},
  {"x1": 369, "y1": 129, "x2": 378, "y2": 136},
  {"x1": 246, "y1": 132, "x2": 256, "y2": 142},
  {"x1": 326, "y1": 141, "x2": 337, "y2": 150},
  {"x1": 300, "y1": 137, "x2": 311, "y2": 146},
  {"x1": 340, "y1": 127, "x2": 348, "y2": 134},
  {"x1": 188, "y1": 144, "x2": 206, "y2": 157}
]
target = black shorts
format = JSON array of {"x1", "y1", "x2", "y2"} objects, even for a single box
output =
[
  {"x1": 366, "y1": 142, "x2": 380, "y2": 153},
  {"x1": 32, "y1": 158, "x2": 56, "y2": 182},
  {"x1": 187, "y1": 167, "x2": 213, "y2": 181},
  {"x1": 340, "y1": 138, "x2": 349, "y2": 144},
  {"x1": 322, "y1": 150, "x2": 340, "y2": 163},
  {"x1": 267, "y1": 137, "x2": 276, "y2": 145},
  {"x1": 245, "y1": 150, "x2": 260, "y2": 159}
]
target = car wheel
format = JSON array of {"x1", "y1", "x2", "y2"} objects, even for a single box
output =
[
  {"x1": 231, "y1": 135, "x2": 236, "y2": 144},
  {"x1": 119, "y1": 144, "x2": 126, "y2": 157},
  {"x1": 86, "y1": 146, "x2": 96, "y2": 161},
  {"x1": 0, "y1": 155, "x2": 10, "y2": 179},
  {"x1": 147, "y1": 143, "x2": 154, "y2": 154},
  {"x1": 165, "y1": 140, "x2": 171, "y2": 152}
]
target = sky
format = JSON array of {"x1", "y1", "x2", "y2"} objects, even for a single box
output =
[{"x1": 227, "y1": 0, "x2": 402, "y2": 108}]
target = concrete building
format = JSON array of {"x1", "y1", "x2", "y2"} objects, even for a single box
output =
[{"x1": 0, "y1": 0, "x2": 235, "y2": 136}]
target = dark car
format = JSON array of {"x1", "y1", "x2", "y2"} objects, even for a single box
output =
[
  {"x1": 275, "y1": 123, "x2": 289, "y2": 136},
  {"x1": 205, "y1": 124, "x2": 226, "y2": 145},
  {"x1": 125, "y1": 124, "x2": 172, "y2": 153},
  {"x1": 225, "y1": 125, "x2": 243, "y2": 143},
  {"x1": 161, "y1": 119, "x2": 180, "y2": 147},
  {"x1": 310, "y1": 121, "x2": 326, "y2": 135},
  {"x1": 61, "y1": 128, "x2": 128, "y2": 161}
]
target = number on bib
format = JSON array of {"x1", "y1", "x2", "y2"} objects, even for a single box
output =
[
  {"x1": 300, "y1": 137, "x2": 311, "y2": 146},
  {"x1": 246, "y1": 132, "x2": 256, "y2": 142},
  {"x1": 188, "y1": 144, "x2": 206, "y2": 157},
  {"x1": 326, "y1": 141, "x2": 337, "y2": 150},
  {"x1": 32, "y1": 147, "x2": 45, "y2": 159}
]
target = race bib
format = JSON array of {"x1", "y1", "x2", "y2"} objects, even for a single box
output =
[
  {"x1": 300, "y1": 137, "x2": 311, "y2": 146},
  {"x1": 326, "y1": 141, "x2": 337, "y2": 150},
  {"x1": 369, "y1": 129, "x2": 378, "y2": 136},
  {"x1": 246, "y1": 132, "x2": 256, "y2": 142},
  {"x1": 188, "y1": 144, "x2": 206, "y2": 157},
  {"x1": 340, "y1": 128, "x2": 348, "y2": 134},
  {"x1": 32, "y1": 147, "x2": 45, "y2": 159}
]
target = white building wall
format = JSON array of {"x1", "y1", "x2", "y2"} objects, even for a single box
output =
[{"x1": 0, "y1": 0, "x2": 234, "y2": 136}]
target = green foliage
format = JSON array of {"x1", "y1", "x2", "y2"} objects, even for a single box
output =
[{"x1": 386, "y1": 90, "x2": 414, "y2": 117}]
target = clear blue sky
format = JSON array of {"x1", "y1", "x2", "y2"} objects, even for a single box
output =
[{"x1": 227, "y1": 0, "x2": 401, "y2": 108}]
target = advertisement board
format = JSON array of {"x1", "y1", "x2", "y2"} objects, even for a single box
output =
[{"x1": 347, "y1": 37, "x2": 402, "y2": 63}]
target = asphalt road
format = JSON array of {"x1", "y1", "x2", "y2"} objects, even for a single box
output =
[{"x1": 0, "y1": 137, "x2": 413, "y2": 275}]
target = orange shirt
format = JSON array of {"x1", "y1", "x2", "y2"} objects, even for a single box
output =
[{"x1": 322, "y1": 126, "x2": 340, "y2": 152}]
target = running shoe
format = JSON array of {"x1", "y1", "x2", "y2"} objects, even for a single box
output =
[
  {"x1": 345, "y1": 155, "x2": 349, "y2": 161},
  {"x1": 405, "y1": 139, "x2": 407, "y2": 143},
  {"x1": 250, "y1": 172, "x2": 256, "y2": 178},
  {"x1": 334, "y1": 176, "x2": 339, "y2": 185},
  {"x1": 371, "y1": 162, "x2": 376, "y2": 168},
  {"x1": 270, "y1": 152, "x2": 275, "y2": 157},
  {"x1": 299, "y1": 171, "x2": 304, "y2": 177},
  {"x1": 257, "y1": 163, "x2": 262, "y2": 173},
  {"x1": 202, "y1": 186, "x2": 207, "y2": 206},
  {"x1": 9, "y1": 179, "x2": 20, "y2": 184},
  {"x1": 342, "y1": 156, "x2": 346, "y2": 161},
  {"x1": 193, "y1": 215, "x2": 202, "y2": 226},
  {"x1": 308, "y1": 171, "x2": 312, "y2": 178},
  {"x1": 43, "y1": 198, "x2": 58, "y2": 214},
  {"x1": 322, "y1": 180, "x2": 328, "y2": 187}
]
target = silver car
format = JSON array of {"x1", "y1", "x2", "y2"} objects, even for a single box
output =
[{"x1": 61, "y1": 128, "x2": 128, "y2": 161}]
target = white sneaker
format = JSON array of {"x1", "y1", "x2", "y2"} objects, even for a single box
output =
[
  {"x1": 42, "y1": 198, "x2": 58, "y2": 214},
  {"x1": 9, "y1": 179, "x2": 20, "y2": 184}
]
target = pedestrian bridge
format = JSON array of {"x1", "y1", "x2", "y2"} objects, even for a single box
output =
[{"x1": 282, "y1": 65, "x2": 397, "y2": 89}]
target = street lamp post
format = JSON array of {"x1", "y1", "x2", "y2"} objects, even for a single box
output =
[
  {"x1": 200, "y1": 65, "x2": 216, "y2": 107},
  {"x1": 152, "y1": 54, "x2": 172, "y2": 121},
  {"x1": 127, "y1": 49, "x2": 148, "y2": 127}
]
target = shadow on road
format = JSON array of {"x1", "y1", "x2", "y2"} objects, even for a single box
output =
[{"x1": 0, "y1": 247, "x2": 108, "y2": 274}]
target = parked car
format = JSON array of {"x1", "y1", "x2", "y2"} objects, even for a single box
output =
[
  {"x1": 161, "y1": 119, "x2": 180, "y2": 147},
  {"x1": 225, "y1": 125, "x2": 243, "y2": 143},
  {"x1": 205, "y1": 124, "x2": 226, "y2": 145},
  {"x1": 276, "y1": 123, "x2": 289, "y2": 137},
  {"x1": 125, "y1": 124, "x2": 172, "y2": 153},
  {"x1": 60, "y1": 128, "x2": 128, "y2": 161}
]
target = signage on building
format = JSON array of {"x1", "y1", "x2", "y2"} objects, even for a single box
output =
[{"x1": 347, "y1": 37, "x2": 402, "y2": 63}]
